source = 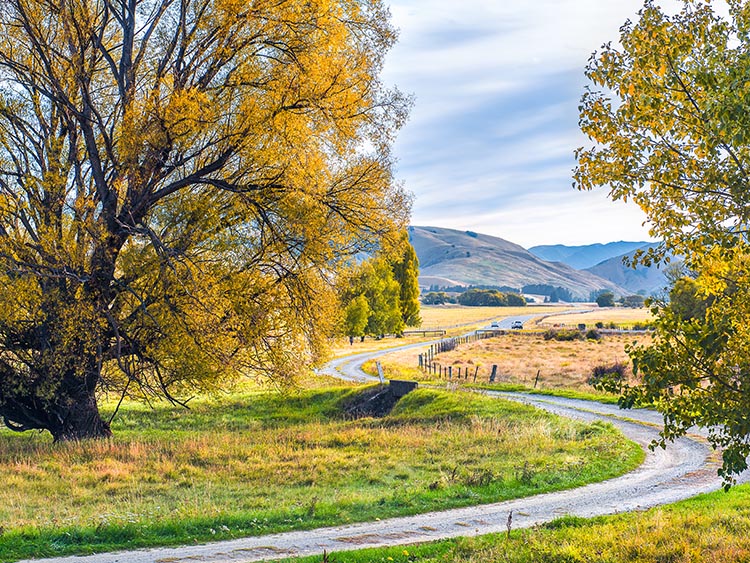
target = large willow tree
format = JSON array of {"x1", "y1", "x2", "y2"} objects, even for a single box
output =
[{"x1": 0, "y1": 0, "x2": 410, "y2": 441}]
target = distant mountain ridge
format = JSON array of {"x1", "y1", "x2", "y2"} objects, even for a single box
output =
[
  {"x1": 528, "y1": 241, "x2": 651, "y2": 270},
  {"x1": 585, "y1": 246, "x2": 669, "y2": 296},
  {"x1": 528, "y1": 241, "x2": 668, "y2": 296},
  {"x1": 409, "y1": 226, "x2": 629, "y2": 300}
]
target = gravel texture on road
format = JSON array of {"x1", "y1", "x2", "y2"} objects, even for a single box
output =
[{"x1": 21, "y1": 330, "x2": 747, "y2": 563}]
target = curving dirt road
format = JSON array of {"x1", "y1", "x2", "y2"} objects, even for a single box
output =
[{"x1": 21, "y1": 330, "x2": 748, "y2": 563}]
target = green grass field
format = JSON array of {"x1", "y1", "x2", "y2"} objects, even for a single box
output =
[
  {"x1": 284, "y1": 485, "x2": 750, "y2": 563},
  {"x1": 0, "y1": 386, "x2": 641, "y2": 562},
  {"x1": 283, "y1": 306, "x2": 748, "y2": 563}
]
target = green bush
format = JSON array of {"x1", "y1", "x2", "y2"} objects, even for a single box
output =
[
  {"x1": 585, "y1": 329, "x2": 601, "y2": 340},
  {"x1": 543, "y1": 328, "x2": 583, "y2": 341},
  {"x1": 588, "y1": 361, "x2": 628, "y2": 388}
]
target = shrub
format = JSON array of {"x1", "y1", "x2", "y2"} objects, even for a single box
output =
[
  {"x1": 595, "y1": 321, "x2": 604, "y2": 329},
  {"x1": 585, "y1": 329, "x2": 601, "y2": 340},
  {"x1": 588, "y1": 361, "x2": 628, "y2": 389},
  {"x1": 543, "y1": 328, "x2": 583, "y2": 341}
]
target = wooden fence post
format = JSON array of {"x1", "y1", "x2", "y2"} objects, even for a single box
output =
[{"x1": 489, "y1": 365, "x2": 497, "y2": 383}]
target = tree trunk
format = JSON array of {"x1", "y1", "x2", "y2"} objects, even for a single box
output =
[{"x1": 50, "y1": 392, "x2": 112, "y2": 442}]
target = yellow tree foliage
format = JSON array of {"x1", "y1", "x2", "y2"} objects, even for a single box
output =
[
  {"x1": 576, "y1": 0, "x2": 750, "y2": 484},
  {"x1": 576, "y1": 0, "x2": 750, "y2": 258},
  {"x1": 0, "y1": 0, "x2": 410, "y2": 440}
]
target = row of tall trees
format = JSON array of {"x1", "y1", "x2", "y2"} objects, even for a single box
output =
[
  {"x1": 457, "y1": 288, "x2": 526, "y2": 307},
  {"x1": 421, "y1": 288, "x2": 526, "y2": 306},
  {"x1": 340, "y1": 233, "x2": 421, "y2": 340},
  {"x1": 577, "y1": 0, "x2": 750, "y2": 483}
]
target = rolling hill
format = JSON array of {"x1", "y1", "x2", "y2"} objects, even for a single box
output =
[
  {"x1": 585, "y1": 246, "x2": 669, "y2": 296},
  {"x1": 528, "y1": 241, "x2": 669, "y2": 296},
  {"x1": 409, "y1": 226, "x2": 629, "y2": 300},
  {"x1": 528, "y1": 241, "x2": 651, "y2": 269}
]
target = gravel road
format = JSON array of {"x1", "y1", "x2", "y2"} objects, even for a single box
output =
[{"x1": 21, "y1": 328, "x2": 747, "y2": 563}]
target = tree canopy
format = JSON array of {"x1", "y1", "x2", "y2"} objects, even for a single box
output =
[
  {"x1": 456, "y1": 288, "x2": 526, "y2": 307},
  {"x1": 339, "y1": 233, "x2": 421, "y2": 339},
  {"x1": 595, "y1": 292, "x2": 615, "y2": 308},
  {"x1": 576, "y1": 0, "x2": 750, "y2": 483},
  {"x1": 421, "y1": 291, "x2": 450, "y2": 305},
  {"x1": 0, "y1": 0, "x2": 410, "y2": 441}
]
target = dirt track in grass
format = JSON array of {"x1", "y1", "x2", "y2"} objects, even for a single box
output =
[{"x1": 22, "y1": 317, "x2": 749, "y2": 563}]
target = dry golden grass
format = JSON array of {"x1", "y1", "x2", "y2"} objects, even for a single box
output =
[
  {"x1": 328, "y1": 333, "x2": 439, "y2": 358},
  {"x1": 419, "y1": 304, "x2": 571, "y2": 330},
  {"x1": 329, "y1": 305, "x2": 579, "y2": 358},
  {"x1": 371, "y1": 332, "x2": 652, "y2": 391},
  {"x1": 537, "y1": 307, "x2": 653, "y2": 328}
]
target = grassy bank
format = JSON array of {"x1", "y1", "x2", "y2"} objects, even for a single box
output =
[
  {"x1": 285, "y1": 485, "x2": 750, "y2": 563},
  {"x1": 0, "y1": 387, "x2": 641, "y2": 562}
]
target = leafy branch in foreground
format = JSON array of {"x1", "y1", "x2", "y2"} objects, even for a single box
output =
[{"x1": 577, "y1": 0, "x2": 750, "y2": 484}]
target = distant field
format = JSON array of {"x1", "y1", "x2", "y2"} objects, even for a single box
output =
[
  {"x1": 0, "y1": 387, "x2": 640, "y2": 561},
  {"x1": 537, "y1": 306, "x2": 653, "y2": 329},
  {"x1": 419, "y1": 304, "x2": 573, "y2": 329},
  {"x1": 329, "y1": 332, "x2": 445, "y2": 358},
  {"x1": 329, "y1": 304, "x2": 576, "y2": 358},
  {"x1": 369, "y1": 332, "x2": 650, "y2": 392},
  {"x1": 364, "y1": 304, "x2": 655, "y2": 394}
]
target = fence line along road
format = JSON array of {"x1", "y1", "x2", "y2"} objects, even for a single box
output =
[{"x1": 20, "y1": 315, "x2": 748, "y2": 563}]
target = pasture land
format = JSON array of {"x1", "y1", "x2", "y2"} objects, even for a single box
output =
[
  {"x1": 329, "y1": 304, "x2": 575, "y2": 358},
  {"x1": 367, "y1": 332, "x2": 651, "y2": 393},
  {"x1": 418, "y1": 304, "x2": 572, "y2": 330},
  {"x1": 285, "y1": 485, "x2": 750, "y2": 563},
  {"x1": 0, "y1": 387, "x2": 640, "y2": 561},
  {"x1": 536, "y1": 306, "x2": 653, "y2": 329}
]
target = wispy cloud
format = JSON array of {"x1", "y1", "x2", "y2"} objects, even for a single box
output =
[{"x1": 382, "y1": 0, "x2": 684, "y2": 247}]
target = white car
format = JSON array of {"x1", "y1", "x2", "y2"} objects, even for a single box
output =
[{"x1": 511, "y1": 320, "x2": 523, "y2": 329}]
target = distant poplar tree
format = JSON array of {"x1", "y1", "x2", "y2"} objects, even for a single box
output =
[{"x1": 391, "y1": 232, "x2": 422, "y2": 327}]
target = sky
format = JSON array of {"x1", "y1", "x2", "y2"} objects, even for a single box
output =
[{"x1": 380, "y1": 0, "x2": 681, "y2": 249}]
